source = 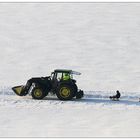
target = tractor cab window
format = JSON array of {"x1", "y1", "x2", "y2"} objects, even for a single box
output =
[
  {"x1": 51, "y1": 72, "x2": 55, "y2": 80},
  {"x1": 63, "y1": 73, "x2": 71, "y2": 81},
  {"x1": 56, "y1": 72, "x2": 63, "y2": 81}
]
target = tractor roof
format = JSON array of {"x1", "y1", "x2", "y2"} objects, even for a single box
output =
[
  {"x1": 54, "y1": 69, "x2": 81, "y2": 75},
  {"x1": 54, "y1": 69, "x2": 72, "y2": 73}
]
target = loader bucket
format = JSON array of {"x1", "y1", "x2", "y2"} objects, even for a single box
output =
[{"x1": 12, "y1": 85, "x2": 26, "y2": 96}]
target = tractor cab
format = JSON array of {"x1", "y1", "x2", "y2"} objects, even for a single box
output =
[
  {"x1": 51, "y1": 69, "x2": 81, "y2": 82},
  {"x1": 51, "y1": 69, "x2": 71, "y2": 81},
  {"x1": 50, "y1": 69, "x2": 81, "y2": 91}
]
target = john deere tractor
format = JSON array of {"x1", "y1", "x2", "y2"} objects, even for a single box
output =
[{"x1": 12, "y1": 69, "x2": 84, "y2": 100}]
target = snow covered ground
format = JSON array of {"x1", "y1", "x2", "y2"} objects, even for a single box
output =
[
  {"x1": 0, "y1": 87, "x2": 140, "y2": 137},
  {"x1": 0, "y1": 3, "x2": 140, "y2": 137}
]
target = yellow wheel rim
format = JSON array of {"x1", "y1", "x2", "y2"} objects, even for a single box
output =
[
  {"x1": 60, "y1": 87, "x2": 70, "y2": 98},
  {"x1": 34, "y1": 89, "x2": 42, "y2": 97}
]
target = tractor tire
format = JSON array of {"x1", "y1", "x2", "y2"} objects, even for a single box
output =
[
  {"x1": 56, "y1": 84, "x2": 74, "y2": 100},
  {"x1": 31, "y1": 87, "x2": 46, "y2": 100}
]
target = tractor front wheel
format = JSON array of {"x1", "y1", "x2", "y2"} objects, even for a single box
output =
[
  {"x1": 31, "y1": 87, "x2": 46, "y2": 100},
  {"x1": 56, "y1": 84, "x2": 74, "y2": 100}
]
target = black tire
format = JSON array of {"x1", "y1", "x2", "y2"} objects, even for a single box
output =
[
  {"x1": 56, "y1": 84, "x2": 74, "y2": 100},
  {"x1": 31, "y1": 87, "x2": 47, "y2": 100}
]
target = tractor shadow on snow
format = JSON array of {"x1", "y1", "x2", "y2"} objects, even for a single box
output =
[
  {"x1": 76, "y1": 97, "x2": 140, "y2": 106},
  {"x1": 42, "y1": 95, "x2": 140, "y2": 106}
]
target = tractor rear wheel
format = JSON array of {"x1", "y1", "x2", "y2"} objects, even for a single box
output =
[
  {"x1": 56, "y1": 84, "x2": 74, "y2": 100},
  {"x1": 31, "y1": 87, "x2": 46, "y2": 100}
]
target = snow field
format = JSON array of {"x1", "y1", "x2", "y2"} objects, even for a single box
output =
[{"x1": 0, "y1": 3, "x2": 140, "y2": 137}]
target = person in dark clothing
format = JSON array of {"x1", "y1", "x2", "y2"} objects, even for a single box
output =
[
  {"x1": 109, "y1": 90, "x2": 121, "y2": 101},
  {"x1": 116, "y1": 90, "x2": 121, "y2": 98}
]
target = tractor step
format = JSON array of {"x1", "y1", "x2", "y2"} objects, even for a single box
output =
[{"x1": 76, "y1": 90, "x2": 84, "y2": 99}]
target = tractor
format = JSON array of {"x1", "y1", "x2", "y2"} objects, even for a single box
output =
[{"x1": 12, "y1": 69, "x2": 84, "y2": 100}]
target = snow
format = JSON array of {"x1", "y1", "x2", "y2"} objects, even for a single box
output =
[
  {"x1": 0, "y1": 3, "x2": 140, "y2": 137},
  {"x1": 0, "y1": 87, "x2": 140, "y2": 137}
]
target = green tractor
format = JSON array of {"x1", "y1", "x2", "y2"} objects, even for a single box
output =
[{"x1": 12, "y1": 69, "x2": 84, "y2": 100}]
